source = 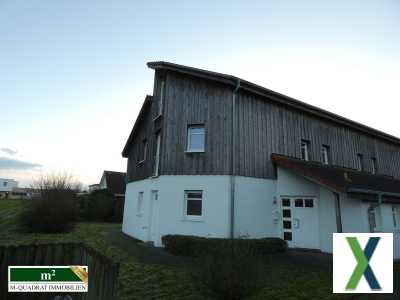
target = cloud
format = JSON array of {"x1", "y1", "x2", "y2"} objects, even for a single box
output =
[
  {"x1": 0, "y1": 148, "x2": 17, "y2": 156},
  {"x1": 0, "y1": 157, "x2": 42, "y2": 170}
]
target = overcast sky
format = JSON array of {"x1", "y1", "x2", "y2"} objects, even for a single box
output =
[{"x1": 1, "y1": 0, "x2": 399, "y2": 187}]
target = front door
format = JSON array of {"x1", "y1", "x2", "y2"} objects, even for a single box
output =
[{"x1": 281, "y1": 197, "x2": 319, "y2": 249}]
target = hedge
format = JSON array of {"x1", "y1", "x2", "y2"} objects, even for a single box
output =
[{"x1": 161, "y1": 235, "x2": 287, "y2": 257}]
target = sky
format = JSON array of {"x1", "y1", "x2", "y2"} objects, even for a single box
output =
[{"x1": 1, "y1": 0, "x2": 399, "y2": 187}]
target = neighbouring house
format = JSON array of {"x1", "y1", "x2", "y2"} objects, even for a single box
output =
[
  {"x1": 121, "y1": 61, "x2": 400, "y2": 258},
  {"x1": 98, "y1": 171, "x2": 126, "y2": 197},
  {"x1": 88, "y1": 184, "x2": 100, "y2": 193},
  {"x1": 86, "y1": 171, "x2": 126, "y2": 221},
  {"x1": 9, "y1": 187, "x2": 37, "y2": 200},
  {"x1": 0, "y1": 178, "x2": 18, "y2": 199}
]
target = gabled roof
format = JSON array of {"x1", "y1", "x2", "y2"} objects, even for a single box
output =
[
  {"x1": 102, "y1": 171, "x2": 126, "y2": 195},
  {"x1": 147, "y1": 61, "x2": 400, "y2": 146},
  {"x1": 122, "y1": 95, "x2": 152, "y2": 157},
  {"x1": 272, "y1": 153, "x2": 400, "y2": 203}
]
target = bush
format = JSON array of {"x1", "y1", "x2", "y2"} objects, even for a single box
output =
[
  {"x1": 162, "y1": 235, "x2": 287, "y2": 257},
  {"x1": 85, "y1": 189, "x2": 115, "y2": 222},
  {"x1": 18, "y1": 174, "x2": 79, "y2": 233},
  {"x1": 194, "y1": 239, "x2": 264, "y2": 300}
]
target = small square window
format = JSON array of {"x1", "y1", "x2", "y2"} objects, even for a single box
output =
[
  {"x1": 187, "y1": 125, "x2": 205, "y2": 152},
  {"x1": 282, "y1": 209, "x2": 291, "y2": 218},
  {"x1": 282, "y1": 199, "x2": 290, "y2": 207},
  {"x1": 305, "y1": 199, "x2": 314, "y2": 208},
  {"x1": 185, "y1": 190, "x2": 203, "y2": 219},
  {"x1": 284, "y1": 232, "x2": 292, "y2": 241},
  {"x1": 295, "y1": 199, "x2": 303, "y2": 207},
  {"x1": 283, "y1": 221, "x2": 292, "y2": 229}
]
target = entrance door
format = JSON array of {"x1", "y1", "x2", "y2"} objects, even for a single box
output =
[
  {"x1": 281, "y1": 197, "x2": 319, "y2": 249},
  {"x1": 148, "y1": 190, "x2": 160, "y2": 245}
]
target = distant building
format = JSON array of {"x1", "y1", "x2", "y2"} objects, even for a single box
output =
[
  {"x1": 98, "y1": 171, "x2": 126, "y2": 197},
  {"x1": 88, "y1": 184, "x2": 100, "y2": 193},
  {"x1": 0, "y1": 178, "x2": 18, "y2": 199}
]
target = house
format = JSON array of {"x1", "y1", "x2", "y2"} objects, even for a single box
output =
[
  {"x1": 88, "y1": 184, "x2": 100, "y2": 193},
  {"x1": 121, "y1": 61, "x2": 400, "y2": 258},
  {"x1": 0, "y1": 178, "x2": 18, "y2": 199},
  {"x1": 97, "y1": 171, "x2": 126, "y2": 197}
]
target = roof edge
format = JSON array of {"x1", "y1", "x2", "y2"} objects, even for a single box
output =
[
  {"x1": 148, "y1": 61, "x2": 400, "y2": 145},
  {"x1": 122, "y1": 95, "x2": 153, "y2": 157}
]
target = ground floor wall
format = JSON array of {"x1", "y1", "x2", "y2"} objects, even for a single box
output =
[
  {"x1": 122, "y1": 175, "x2": 279, "y2": 246},
  {"x1": 122, "y1": 172, "x2": 400, "y2": 258}
]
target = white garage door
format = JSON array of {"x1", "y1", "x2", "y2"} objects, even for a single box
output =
[{"x1": 281, "y1": 197, "x2": 319, "y2": 249}]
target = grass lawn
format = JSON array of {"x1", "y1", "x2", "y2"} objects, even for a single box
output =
[{"x1": 0, "y1": 199, "x2": 358, "y2": 299}]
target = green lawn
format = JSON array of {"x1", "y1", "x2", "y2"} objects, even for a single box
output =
[{"x1": 0, "y1": 199, "x2": 353, "y2": 299}]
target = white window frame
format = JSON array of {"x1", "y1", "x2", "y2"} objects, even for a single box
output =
[
  {"x1": 392, "y1": 205, "x2": 400, "y2": 230},
  {"x1": 138, "y1": 139, "x2": 147, "y2": 164},
  {"x1": 153, "y1": 133, "x2": 161, "y2": 177},
  {"x1": 300, "y1": 140, "x2": 310, "y2": 161},
  {"x1": 137, "y1": 192, "x2": 144, "y2": 216},
  {"x1": 321, "y1": 145, "x2": 329, "y2": 165},
  {"x1": 186, "y1": 125, "x2": 205, "y2": 153},
  {"x1": 357, "y1": 154, "x2": 363, "y2": 171},
  {"x1": 371, "y1": 157, "x2": 377, "y2": 174},
  {"x1": 184, "y1": 190, "x2": 203, "y2": 221}
]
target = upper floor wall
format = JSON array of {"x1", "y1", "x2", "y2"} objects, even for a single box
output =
[{"x1": 126, "y1": 68, "x2": 400, "y2": 182}]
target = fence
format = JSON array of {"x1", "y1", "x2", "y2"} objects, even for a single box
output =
[{"x1": 0, "y1": 242, "x2": 119, "y2": 300}]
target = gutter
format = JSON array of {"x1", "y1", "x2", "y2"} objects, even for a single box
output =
[
  {"x1": 346, "y1": 188, "x2": 400, "y2": 203},
  {"x1": 230, "y1": 78, "x2": 240, "y2": 238}
]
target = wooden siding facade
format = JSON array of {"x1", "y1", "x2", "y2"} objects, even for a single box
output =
[{"x1": 126, "y1": 69, "x2": 400, "y2": 182}]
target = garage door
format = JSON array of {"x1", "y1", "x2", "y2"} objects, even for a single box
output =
[{"x1": 281, "y1": 197, "x2": 319, "y2": 249}]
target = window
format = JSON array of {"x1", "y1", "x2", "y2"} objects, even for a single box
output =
[
  {"x1": 392, "y1": 206, "x2": 398, "y2": 228},
  {"x1": 305, "y1": 199, "x2": 314, "y2": 208},
  {"x1": 283, "y1": 232, "x2": 292, "y2": 241},
  {"x1": 153, "y1": 133, "x2": 161, "y2": 176},
  {"x1": 187, "y1": 125, "x2": 205, "y2": 152},
  {"x1": 368, "y1": 205, "x2": 376, "y2": 232},
  {"x1": 137, "y1": 192, "x2": 144, "y2": 215},
  {"x1": 185, "y1": 191, "x2": 203, "y2": 219},
  {"x1": 283, "y1": 220, "x2": 292, "y2": 229},
  {"x1": 321, "y1": 145, "x2": 330, "y2": 165},
  {"x1": 158, "y1": 80, "x2": 165, "y2": 116},
  {"x1": 301, "y1": 140, "x2": 310, "y2": 161},
  {"x1": 295, "y1": 199, "x2": 303, "y2": 207},
  {"x1": 357, "y1": 154, "x2": 363, "y2": 171},
  {"x1": 282, "y1": 209, "x2": 291, "y2": 218},
  {"x1": 3, "y1": 182, "x2": 7, "y2": 187},
  {"x1": 138, "y1": 139, "x2": 147, "y2": 162},
  {"x1": 282, "y1": 198, "x2": 290, "y2": 207},
  {"x1": 371, "y1": 157, "x2": 377, "y2": 174}
]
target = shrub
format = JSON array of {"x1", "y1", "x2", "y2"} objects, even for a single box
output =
[
  {"x1": 193, "y1": 239, "x2": 264, "y2": 300},
  {"x1": 162, "y1": 235, "x2": 287, "y2": 257},
  {"x1": 18, "y1": 174, "x2": 79, "y2": 233},
  {"x1": 85, "y1": 189, "x2": 115, "y2": 221}
]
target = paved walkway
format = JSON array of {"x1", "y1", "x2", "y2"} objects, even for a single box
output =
[{"x1": 102, "y1": 229, "x2": 192, "y2": 267}]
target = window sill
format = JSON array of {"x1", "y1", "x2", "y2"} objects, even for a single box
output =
[
  {"x1": 153, "y1": 114, "x2": 162, "y2": 122},
  {"x1": 137, "y1": 160, "x2": 145, "y2": 166},
  {"x1": 182, "y1": 217, "x2": 204, "y2": 222},
  {"x1": 185, "y1": 150, "x2": 205, "y2": 154}
]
